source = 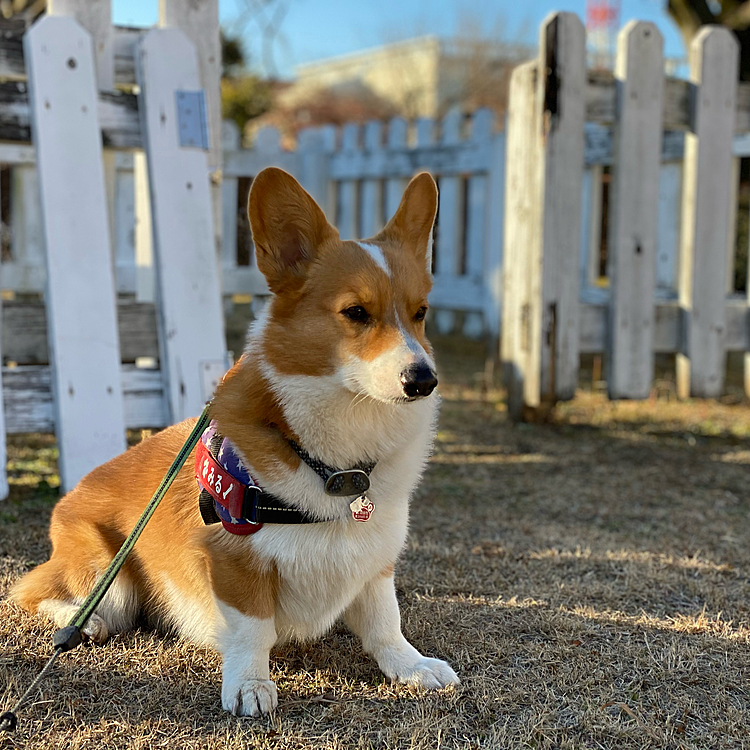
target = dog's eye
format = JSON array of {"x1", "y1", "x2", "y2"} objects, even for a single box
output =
[
  {"x1": 414, "y1": 306, "x2": 428, "y2": 322},
  {"x1": 342, "y1": 305, "x2": 370, "y2": 324}
]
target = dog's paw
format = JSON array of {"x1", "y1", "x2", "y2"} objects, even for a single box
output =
[
  {"x1": 81, "y1": 613, "x2": 109, "y2": 644},
  {"x1": 395, "y1": 657, "x2": 460, "y2": 689},
  {"x1": 222, "y1": 678, "x2": 278, "y2": 717}
]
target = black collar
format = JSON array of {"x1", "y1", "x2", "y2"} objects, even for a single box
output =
[
  {"x1": 196, "y1": 426, "x2": 377, "y2": 533},
  {"x1": 288, "y1": 439, "x2": 376, "y2": 496}
]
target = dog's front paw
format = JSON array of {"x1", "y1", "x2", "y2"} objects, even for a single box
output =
[
  {"x1": 395, "y1": 657, "x2": 460, "y2": 689},
  {"x1": 222, "y1": 678, "x2": 278, "y2": 717}
]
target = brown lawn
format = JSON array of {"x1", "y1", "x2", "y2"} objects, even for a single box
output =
[{"x1": 1, "y1": 338, "x2": 749, "y2": 749}]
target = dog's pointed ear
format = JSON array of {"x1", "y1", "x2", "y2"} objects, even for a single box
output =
[
  {"x1": 375, "y1": 172, "x2": 438, "y2": 270},
  {"x1": 248, "y1": 167, "x2": 338, "y2": 294}
]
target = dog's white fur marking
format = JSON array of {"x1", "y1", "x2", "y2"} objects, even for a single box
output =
[
  {"x1": 338, "y1": 308, "x2": 435, "y2": 404},
  {"x1": 216, "y1": 602, "x2": 278, "y2": 716},
  {"x1": 345, "y1": 573, "x2": 459, "y2": 688},
  {"x1": 159, "y1": 576, "x2": 215, "y2": 646},
  {"x1": 358, "y1": 241, "x2": 390, "y2": 276}
]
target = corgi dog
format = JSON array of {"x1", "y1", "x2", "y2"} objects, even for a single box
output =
[{"x1": 11, "y1": 167, "x2": 459, "y2": 717}]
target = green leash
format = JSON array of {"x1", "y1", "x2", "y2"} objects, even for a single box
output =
[{"x1": 0, "y1": 405, "x2": 211, "y2": 733}]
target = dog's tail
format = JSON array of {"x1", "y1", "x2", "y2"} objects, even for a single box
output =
[{"x1": 9, "y1": 560, "x2": 70, "y2": 613}]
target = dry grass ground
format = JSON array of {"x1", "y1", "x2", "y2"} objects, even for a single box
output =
[{"x1": 2, "y1": 339, "x2": 750, "y2": 749}]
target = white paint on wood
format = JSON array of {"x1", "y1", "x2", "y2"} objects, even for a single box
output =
[
  {"x1": 384, "y1": 118, "x2": 408, "y2": 221},
  {"x1": 677, "y1": 27, "x2": 739, "y2": 398},
  {"x1": 113, "y1": 155, "x2": 136, "y2": 293},
  {"x1": 8, "y1": 163, "x2": 45, "y2": 293},
  {"x1": 48, "y1": 0, "x2": 113, "y2": 90},
  {"x1": 0, "y1": 173, "x2": 7, "y2": 499},
  {"x1": 606, "y1": 21, "x2": 664, "y2": 399},
  {"x1": 536, "y1": 13, "x2": 586, "y2": 404},
  {"x1": 160, "y1": 0, "x2": 222, "y2": 260},
  {"x1": 502, "y1": 60, "x2": 538, "y2": 418},
  {"x1": 337, "y1": 123, "x2": 359, "y2": 239},
  {"x1": 3, "y1": 363, "x2": 168, "y2": 433},
  {"x1": 656, "y1": 162, "x2": 682, "y2": 294},
  {"x1": 484, "y1": 129, "x2": 505, "y2": 337},
  {"x1": 134, "y1": 151, "x2": 155, "y2": 302},
  {"x1": 298, "y1": 125, "x2": 336, "y2": 218},
  {"x1": 24, "y1": 16, "x2": 126, "y2": 491},
  {"x1": 433, "y1": 108, "x2": 463, "y2": 333},
  {"x1": 136, "y1": 28, "x2": 227, "y2": 421},
  {"x1": 221, "y1": 119, "x2": 241, "y2": 279},
  {"x1": 360, "y1": 121, "x2": 383, "y2": 238}
]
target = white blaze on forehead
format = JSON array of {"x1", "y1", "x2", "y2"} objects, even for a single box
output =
[{"x1": 358, "y1": 242, "x2": 390, "y2": 277}]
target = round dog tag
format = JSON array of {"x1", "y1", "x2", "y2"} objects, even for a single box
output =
[{"x1": 350, "y1": 495, "x2": 374, "y2": 522}]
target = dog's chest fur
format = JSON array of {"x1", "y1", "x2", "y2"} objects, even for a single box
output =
[{"x1": 230, "y1": 351, "x2": 437, "y2": 642}]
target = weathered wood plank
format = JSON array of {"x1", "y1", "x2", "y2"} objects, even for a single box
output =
[
  {"x1": 137, "y1": 28, "x2": 227, "y2": 421},
  {"x1": 384, "y1": 118, "x2": 408, "y2": 221},
  {"x1": 160, "y1": 0, "x2": 223, "y2": 266},
  {"x1": 501, "y1": 60, "x2": 538, "y2": 418},
  {"x1": 336, "y1": 123, "x2": 359, "y2": 239},
  {"x1": 537, "y1": 13, "x2": 586, "y2": 404},
  {"x1": 433, "y1": 109, "x2": 463, "y2": 334},
  {"x1": 360, "y1": 121, "x2": 383, "y2": 238},
  {"x1": 0, "y1": 81, "x2": 140, "y2": 148},
  {"x1": 25, "y1": 15, "x2": 126, "y2": 491},
  {"x1": 606, "y1": 22, "x2": 664, "y2": 399},
  {"x1": 48, "y1": 0, "x2": 114, "y2": 90},
  {"x1": 0, "y1": 169, "x2": 8, "y2": 500},
  {"x1": 677, "y1": 27, "x2": 738, "y2": 398},
  {"x1": 3, "y1": 364, "x2": 168, "y2": 433},
  {"x1": 579, "y1": 300, "x2": 749, "y2": 354}
]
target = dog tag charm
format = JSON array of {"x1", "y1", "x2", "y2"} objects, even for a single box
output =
[{"x1": 350, "y1": 495, "x2": 374, "y2": 522}]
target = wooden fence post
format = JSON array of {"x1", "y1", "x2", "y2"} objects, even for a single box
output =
[
  {"x1": 606, "y1": 21, "x2": 664, "y2": 399},
  {"x1": 677, "y1": 27, "x2": 738, "y2": 398},
  {"x1": 0, "y1": 172, "x2": 7, "y2": 499},
  {"x1": 337, "y1": 124, "x2": 360, "y2": 239},
  {"x1": 298, "y1": 125, "x2": 335, "y2": 217},
  {"x1": 501, "y1": 12, "x2": 586, "y2": 420},
  {"x1": 160, "y1": 0, "x2": 222, "y2": 262},
  {"x1": 384, "y1": 118, "x2": 408, "y2": 221},
  {"x1": 360, "y1": 121, "x2": 384, "y2": 238},
  {"x1": 136, "y1": 28, "x2": 227, "y2": 421},
  {"x1": 25, "y1": 15, "x2": 126, "y2": 491},
  {"x1": 434, "y1": 108, "x2": 463, "y2": 334}
]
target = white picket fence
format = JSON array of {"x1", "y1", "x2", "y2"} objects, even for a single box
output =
[
  {"x1": 3, "y1": 9, "x2": 750, "y2": 497},
  {"x1": 502, "y1": 13, "x2": 750, "y2": 419}
]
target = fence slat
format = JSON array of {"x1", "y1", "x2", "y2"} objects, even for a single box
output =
[
  {"x1": 607, "y1": 22, "x2": 664, "y2": 399},
  {"x1": 462, "y1": 109, "x2": 492, "y2": 338},
  {"x1": 502, "y1": 60, "x2": 537, "y2": 418},
  {"x1": 502, "y1": 12, "x2": 586, "y2": 419},
  {"x1": 656, "y1": 162, "x2": 682, "y2": 294},
  {"x1": 677, "y1": 27, "x2": 739, "y2": 398},
  {"x1": 0, "y1": 172, "x2": 7, "y2": 499},
  {"x1": 484, "y1": 129, "x2": 505, "y2": 338},
  {"x1": 360, "y1": 121, "x2": 383, "y2": 238},
  {"x1": 25, "y1": 15, "x2": 126, "y2": 491},
  {"x1": 434, "y1": 109, "x2": 463, "y2": 333},
  {"x1": 137, "y1": 28, "x2": 227, "y2": 421},
  {"x1": 221, "y1": 120, "x2": 241, "y2": 286},
  {"x1": 337, "y1": 123, "x2": 359, "y2": 239},
  {"x1": 384, "y1": 118, "x2": 408, "y2": 221}
]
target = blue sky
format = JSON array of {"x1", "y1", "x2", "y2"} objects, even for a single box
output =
[{"x1": 112, "y1": 0, "x2": 685, "y2": 78}]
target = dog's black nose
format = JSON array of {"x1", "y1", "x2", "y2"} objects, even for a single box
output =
[{"x1": 400, "y1": 364, "x2": 438, "y2": 399}]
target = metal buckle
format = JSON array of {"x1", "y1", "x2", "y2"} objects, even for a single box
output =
[
  {"x1": 324, "y1": 469, "x2": 370, "y2": 496},
  {"x1": 241, "y1": 484, "x2": 264, "y2": 522}
]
